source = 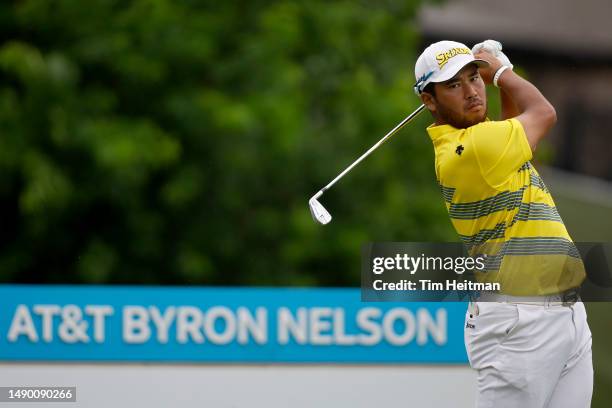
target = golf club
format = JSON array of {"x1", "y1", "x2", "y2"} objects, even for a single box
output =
[{"x1": 309, "y1": 104, "x2": 426, "y2": 225}]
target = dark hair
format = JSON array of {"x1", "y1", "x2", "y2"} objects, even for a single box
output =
[{"x1": 423, "y1": 82, "x2": 436, "y2": 97}]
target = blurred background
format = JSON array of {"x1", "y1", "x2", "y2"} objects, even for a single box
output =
[{"x1": 0, "y1": 0, "x2": 611, "y2": 406}]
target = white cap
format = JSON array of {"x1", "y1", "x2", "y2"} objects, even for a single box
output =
[{"x1": 413, "y1": 40, "x2": 488, "y2": 95}]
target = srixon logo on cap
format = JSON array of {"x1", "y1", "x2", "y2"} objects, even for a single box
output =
[{"x1": 436, "y1": 47, "x2": 471, "y2": 68}]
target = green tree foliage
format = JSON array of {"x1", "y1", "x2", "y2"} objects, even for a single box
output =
[{"x1": 0, "y1": 0, "x2": 457, "y2": 286}]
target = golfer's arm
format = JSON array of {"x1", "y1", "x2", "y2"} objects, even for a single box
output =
[
  {"x1": 500, "y1": 88, "x2": 519, "y2": 120},
  {"x1": 497, "y1": 70, "x2": 556, "y2": 151}
]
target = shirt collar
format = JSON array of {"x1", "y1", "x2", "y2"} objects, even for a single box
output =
[
  {"x1": 426, "y1": 118, "x2": 491, "y2": 141},
  {"x1": 426, "y1": 123, "x2": 458, "y2": 141}
]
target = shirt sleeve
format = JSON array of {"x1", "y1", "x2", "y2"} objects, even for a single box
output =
[{"x1": 469, "y1": 118, "x2": 533, "y2": 189}]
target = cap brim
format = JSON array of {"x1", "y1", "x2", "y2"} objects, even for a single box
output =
[{"x1": 430, "y1": 58, "x2": 489, "y2": 84}]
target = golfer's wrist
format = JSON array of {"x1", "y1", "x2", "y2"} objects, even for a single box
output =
[{"x1": 493, "y1": 66, "x2": 511, "y2": 88}]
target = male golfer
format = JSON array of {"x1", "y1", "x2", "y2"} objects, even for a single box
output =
[{"x1": 414, "y1": 40, "x2": 593, "y2": 407}]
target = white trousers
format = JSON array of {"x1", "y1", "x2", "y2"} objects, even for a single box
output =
[{"x1": 465, "y1": 301, "x2": 593, "y2": 408}]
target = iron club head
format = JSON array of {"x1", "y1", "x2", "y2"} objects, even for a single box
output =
[{"x1": 309, "y1": 193, "x2": 332, "y2": 225}]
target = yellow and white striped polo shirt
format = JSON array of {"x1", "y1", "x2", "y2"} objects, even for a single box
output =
[{"x1": 428, "y1": 118, "x2": 585, "y2": 295}]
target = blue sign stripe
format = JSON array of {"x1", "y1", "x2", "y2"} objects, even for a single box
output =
[{"x1": 0, "y1": 285, "x2": 468, "y2": 364}]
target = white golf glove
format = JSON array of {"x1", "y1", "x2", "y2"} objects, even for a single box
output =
[{"x1": 472, "y1": 39, "x2": 513, "y2": 70}]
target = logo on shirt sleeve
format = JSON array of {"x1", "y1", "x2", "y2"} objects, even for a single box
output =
[{"x1": 455, "y1": 145, "x2": 464, "y2": 156}]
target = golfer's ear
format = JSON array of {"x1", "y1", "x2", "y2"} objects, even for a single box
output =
[{"x1": 420, "y1": 92, "x2": 436, "y2": 112}]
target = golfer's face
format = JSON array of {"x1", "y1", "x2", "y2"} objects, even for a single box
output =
[{"x1": 433, "y1": 64, "x2": 487, "y2": 128}]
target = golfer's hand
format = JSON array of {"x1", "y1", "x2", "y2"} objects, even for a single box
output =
[
  {"x1": 472, "y1": 40, "x2": 514, "y2": 69},
  {"x1": 474, "y1": 51, "x2": 504, "y2": 85}
]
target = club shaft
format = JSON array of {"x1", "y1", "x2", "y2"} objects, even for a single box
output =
[{"x1": 320, "y1": 104, "x2": 426, "y2": 193}]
